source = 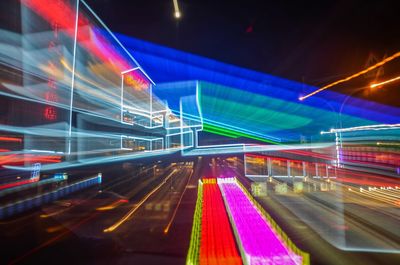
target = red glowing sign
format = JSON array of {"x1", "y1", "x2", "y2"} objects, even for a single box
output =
[{"x1": 44, "y1": 106, "x2": 57, "y2": 120}]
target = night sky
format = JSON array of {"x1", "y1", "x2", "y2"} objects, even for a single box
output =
[
  {"x1": 0, "y1": 0, "x2": 393, "y2": 105},
  {"x1": 86, "y1": 0, "x2": 399, "y2": 85}
]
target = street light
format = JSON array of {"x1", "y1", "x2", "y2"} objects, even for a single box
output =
[
  {"x1": 174, "y1": 11, "x2": 181, "y2": 19},
  {"x1": 172, "y1": 0, "x2": 181, "y2": 19}
]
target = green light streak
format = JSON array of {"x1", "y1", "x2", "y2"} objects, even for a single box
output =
[{"x1": 203, "y1": 123, "x2": 279, "y2": 144}]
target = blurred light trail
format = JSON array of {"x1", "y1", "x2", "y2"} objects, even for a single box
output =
[
  {"x1": 321, "y1": 123, "x2": 400, "y2": 134},
  {"x1": 4, "y1": 148, "x2": 180, "y2": 171},
  {"x1": 377, "y1": 142, "x2": 400, "y2": 146},
  {"x1": 96, "y1": 198, "x2": 129, "y2": 211},
  {"x1": 173, "y1": 0, "x2": 181, "y2": 19},
  {"x1": 218, "y1": 178, "x2": 303, "y2": 265},
  {"x1": 0, "y1": 136, "x2": 22, "y2": 142},
  {"x1": 163, "y1": 169, "x2": 193, "y2": 234},
  {"x1": 186, "y1": 179, "x2": 203, "y2": 265},
  {"x1": 370, "y1": 75, "x2": 400, "y2": 88},
  {"x1": 199, "y1": 178, "x2": 242, "y2": 265},
  {"x1": 103, "y1": 169, "x2": 177, "y2": 233},
  {"x1": 183, "y1": 142, "x2": 333, "y2": 156},
  {"x1": 0, "y1": 178, "x2": 39, "y2": 190},
  {"x1": 299, "y1": 51, "x2": 400, "y2": 100}
]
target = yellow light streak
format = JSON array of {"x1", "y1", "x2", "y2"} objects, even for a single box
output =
[
  {"x1": 96, "y1": 198, "x2": 128, "y2": 211},
  {"x1": 104, "y1": 169, "x2": 177, "y2": 233},
  {"x1": 299, "y1": 51, "x2": 400, "y2": 100},
  {"x1": 371, "y1": 75, "x2": 400, "y2": 88},
  {"x1": 163, "y1": 169, "x2": 194, "y2": 234}
]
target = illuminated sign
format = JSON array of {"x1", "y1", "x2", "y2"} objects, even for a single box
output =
[{"x1": 31, "y1": 163, "x2": 41, "y2": 180}]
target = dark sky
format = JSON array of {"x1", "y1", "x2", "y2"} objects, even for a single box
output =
[{"x1": 88, "y1": 0, "x2": 400, "y2": 105}]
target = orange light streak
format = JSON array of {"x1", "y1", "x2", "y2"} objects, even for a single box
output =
[
  {"x1": 370, "y1": 75, "x2": 400, "y2": 88},
  {"x1": 299, "y1": 51, "x2": 400, "y2": 100}
]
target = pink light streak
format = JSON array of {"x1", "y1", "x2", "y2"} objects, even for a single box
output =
[{"x1": 218, "y1": 179, "x2": 302, "y2": 265}]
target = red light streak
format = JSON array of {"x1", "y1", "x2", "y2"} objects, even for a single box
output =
[
  {"x1": 199, "y1": 179, "x2": 242, "y2": 265},
  {"x1": 0, "y1": 136, "x2": 22, "y2": 142},
  {"x1": 0, "y1": 154, "x2": 61, "y2": 166},
  {"x1": 0, "y1": 178, "x2": 39, "y2": 191},
  {"x1": 0, "y1": 149, "x2": 11, "y2": 152}
]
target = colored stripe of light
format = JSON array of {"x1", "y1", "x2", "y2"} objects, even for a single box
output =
[
  {"x1": 218, "y1": 179, "x2": 302, "y2": 265},
  {"x1": 186, "y1": 180, "x2": 203, "y2": 265},
  {"x1": 199, "y1": 179, "x2": 242, "y2": 265},
  {"x1": 0, "y1": 136, "x2": 22, "y2": 142},
  {"x1": 203, "y1": 123, "x2": 279, "y2": 144}
]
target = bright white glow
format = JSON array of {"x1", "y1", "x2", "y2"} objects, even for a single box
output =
[
  {"x1": 321, "y1": 123, "x2": 400, "y2": 134},
  {"x1": 173, "y1": 0, "x2": 181, "y2": 19}
]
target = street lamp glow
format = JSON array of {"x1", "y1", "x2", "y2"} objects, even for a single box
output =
[
  {"x1": 174, "y1": 11, "x2": 181, "y2": 19},
  {"x1": 172, "y1": 0, "x2": 181, "y2": 19}
]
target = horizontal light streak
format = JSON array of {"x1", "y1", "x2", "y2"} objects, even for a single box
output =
[{"x1": 321, "y1": 123, "x2": 400, "y2": 134}]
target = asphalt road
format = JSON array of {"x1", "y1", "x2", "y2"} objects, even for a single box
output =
[
  {"x1": 2, "y1": 157, "x2": 399, "y2": 265},
  {"x1": 0, "y1": 160, "x2": 204, "y2": 265}
]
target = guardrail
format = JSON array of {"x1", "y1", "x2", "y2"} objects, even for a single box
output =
[{"x1": 0, "y1": 174, "x2": 102, "y2": 219}]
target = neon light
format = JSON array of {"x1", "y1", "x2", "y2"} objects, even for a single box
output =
[{"x1": 299, "y1": 51, "x2": 400, "y2": 100}]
